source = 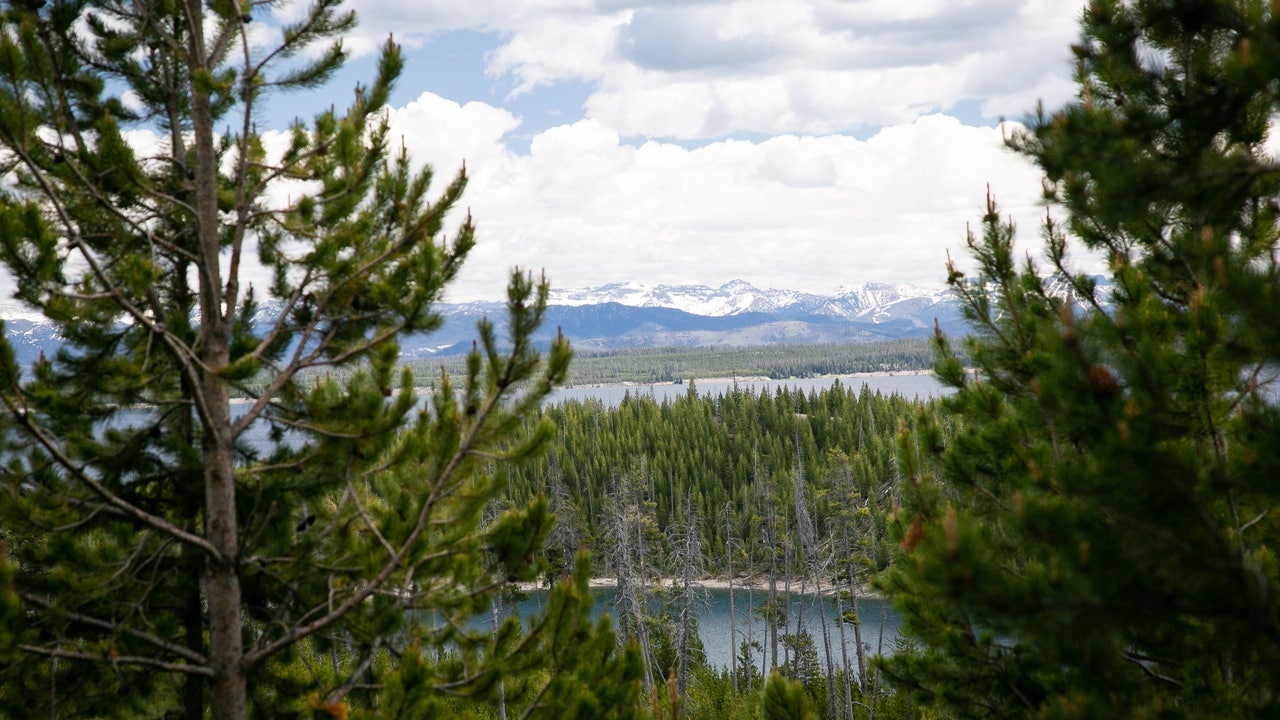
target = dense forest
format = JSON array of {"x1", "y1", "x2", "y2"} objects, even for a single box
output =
[
  {"x1": 508, "y1": 382, "x2": 926, "y2": 580},
  {"x1": 496, "y1": 381, "x2": 946, "y2": 720},
  {"x1": 4, "y1": 1, "x2": 1279, "y2": 719}
]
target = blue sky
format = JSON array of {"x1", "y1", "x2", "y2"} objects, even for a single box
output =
[{"x1": 209, "y1": 2, "x2": 1099, "y2": 302}]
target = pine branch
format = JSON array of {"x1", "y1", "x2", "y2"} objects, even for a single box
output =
[
  {"x1": 20, "y1": 593, "x2": 209, "y2": 666},
  {"x1": 1, "y1": 394, "x2": 224, "y2": 562},
  {"x1": 17, "y1": 644, "x2": 214, "y2": 677}
]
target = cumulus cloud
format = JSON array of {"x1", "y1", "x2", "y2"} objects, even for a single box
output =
[
  {"x1": 616, "y1": 5, "x2": 790, "y2": 72},
  {"x1": 420, "y1": 110, "x2": 1066, "y2": 301},
  {"x1": 1, "y1": 2, "x2": 1104, "y2": 310},
  {"x1": 385, "y1": 92, "x2": 521, "y2": 175},
  {"x1": 309, "y1": 0, "x2": 1088, "y2": 140},
  {"x1": 118, "y1": 96, "x2": 1066, "y2": 304}
]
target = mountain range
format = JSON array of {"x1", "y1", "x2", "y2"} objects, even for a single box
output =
[
  {"x1": 430, "y1": 280, "x2": 967, "y2": 356},
  {"x1": 0, "y1": 279, "x2": 981, "y2": 367}
]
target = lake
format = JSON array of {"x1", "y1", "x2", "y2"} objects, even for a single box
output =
[
  {"x1": 548, "y1": 372, "x2": 950, "y2": 408},
  {"x1": 497, "y1": 585, "x2": 902, "y2": 671}
]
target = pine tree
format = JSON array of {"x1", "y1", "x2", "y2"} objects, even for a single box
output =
[
  {"x1": 878, "y1": 1, "x2": 1280, "y2": 718},
  {"x1": 0, "y1": 2, "x2": 638, "y2": 717},
  {"x1": 762, "y1": 672, "x2": 813, "y2": 720}
]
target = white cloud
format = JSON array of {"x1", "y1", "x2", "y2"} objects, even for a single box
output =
[
  {"x1": 1, "y1": 1, "x2": 1103, "y2": 314},
  {"x1": 314, "y1": 0, "x2": 1088, "y2": 139},
  {"x1": 485, "y1": 11, "x2": 629, "y2": 95},
  {"x1": 425, "y1": 111, "x2": 1066, "y2": 301},
  {"x1": 385, "y1": 92, "x2": 521, "y2": 177}
]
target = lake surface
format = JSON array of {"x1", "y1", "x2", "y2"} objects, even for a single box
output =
[
  {"x1": 500, "y1": 586, "x2": 902, "y2": 671},
  {"x1": 223, "y1": 372, "x2": 949, "y2": 449},
  {"x1": 549, "y1": 372, "x2": 950, "y2": 408}
]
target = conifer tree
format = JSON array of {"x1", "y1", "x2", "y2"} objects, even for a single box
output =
[
  {"x1": 0, "y1": 1, "x2": 639, "y2": 717},
  {"x1": 878, "y1": 1, "x2": 1280, "y2": 718}
]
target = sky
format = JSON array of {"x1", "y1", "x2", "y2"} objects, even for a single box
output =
[{"x1": 122, "y1": 2, "x2": 1100, "y2": 304}]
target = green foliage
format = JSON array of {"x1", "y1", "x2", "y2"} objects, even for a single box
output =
[
  {"x1": 763, "y1": 672, "x2": 813, "y2": 720},
  {"x1": 878, "y1": 2, "x2": 1280, "y2": 718},
  {"x1": 507, "y1": 382, "x2": 925, "y2": 581},
  {"x1": 364, "y1": 556, "x2": 644, "y2": 720},
  {"x1": 0, "y1": 1, "x2": 634, "y2": 718},
  {"x1": 684, "y1": 665, "x2": 765, "y2": 720}
]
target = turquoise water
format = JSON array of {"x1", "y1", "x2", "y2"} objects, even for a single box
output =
[{"x1": 502, "y1": 586, "x2": 902, "y2": 671}]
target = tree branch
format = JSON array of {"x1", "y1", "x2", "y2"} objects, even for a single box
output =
[{"x1": 18, "y1": 644, "x2": 214, "y2": 677}]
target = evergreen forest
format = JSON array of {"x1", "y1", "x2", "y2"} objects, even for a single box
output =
[
  {"x1": 2, "y1": 1, "x2": 1280, "y2": 719},
  {"x1": 502, "y1": 382, "x2": 937, "y2": 719},
  {"x1": 510, "y1": 382, "x2": 918, "y2": 591}
]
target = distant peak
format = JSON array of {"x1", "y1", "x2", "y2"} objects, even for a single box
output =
[{"x1": 542, "y1": 279, "x2": 963, "y2": 319}]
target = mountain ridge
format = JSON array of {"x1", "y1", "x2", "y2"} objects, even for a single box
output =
[
  {"x1": 541, "y1": 279, "x2": 953, "y2": 320},
  {"x1": 2, "y1": 278, "x2": 1064, "y2": 367}
]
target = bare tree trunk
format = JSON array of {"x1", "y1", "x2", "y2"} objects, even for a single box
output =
[
  {"x1": 849, "y1": 573, "x2": 867, "y2": 695},
  {"x1": 868, "y1": 603, "x2": 888, "y2": 720},
  {"x1": 782, "y1": 527, "x2": 792, "y2": 675},
  {"x1": 611, "y1": 471, "x2": 655, "y2": 693},
  {"x1": 723, "y1": 502, "x2": 738, "y2": 700},
  {"x1": 815, "y1": 558, "x2": 837, "y2": 720},
  {"x1": 672, "y1": 495, "x2": 703, "y2": 698},
  {"x1": 678, "y1": 576, "x2": 692, "y2": 696},
  {"x1": 834, "y1": 581, "x2": 853, "y2": 720},
  {"x1": 761, "y1": 462, "x2": 779, "y2": 674},
  {"x1": 637, "y1": 607, "x2": 655, "y2": 694},
  {"x1": 747, "y1": 529, "x2": 759, "y2": 695},
  {"x1": 636, "y1": 501, "x2": 654, "y2": 693},
  {"x1": 493, "y1": 597, "x2": 508, "y2": 720},
  {"x1": 795, "y1": 558, "x2": 805, "y2": 658}
]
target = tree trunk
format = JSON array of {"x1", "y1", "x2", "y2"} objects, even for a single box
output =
[
  {"x1": 848, "y1": 552, "x2": 867, "y2": 693},
  {"x1": 182, "y1": 552, "x2": 206, "y2": 720},
  {"x1": 841, "y1": 517, "x2": 867, "y2": 695},
  {"x1": 726, "y1": 515, "x2": 737, "y2": 700},
  {"x1": 815, "y1": 564, "x2": 837, "y2": 719},
  {"x1": 187, "y1": 1, "x2": 245, "y2": 714},
  {"x1": 782, "y1": 514, "x2": 791, "y2": 675},
  {"x1": 768, "y1": 517, "x2": 778, "y2": 673},
  {"x1": 868, "y1": 603, "x2": 888, "y2": 720},
  {"x1": 203, "y1": 377, "x2": 245, "y2": 717},
  {"x1": 493, "y1": 598, "x2": 508, "y2": 720},
  {"x1": 835, "y1": 582, "x2": 853, "y2": 720}
]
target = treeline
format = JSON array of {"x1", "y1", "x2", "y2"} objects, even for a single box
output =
[
  {"x1": 242, "y1": 338, "x2": 941, "y2": 397},
  {"x1": 412, "y1": 337, "x2": 941, "y2": 388},
  {"x1": 560, "y1": 338, "x2": 942, "y2": 385}
]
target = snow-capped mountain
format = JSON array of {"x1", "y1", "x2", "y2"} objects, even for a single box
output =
[
  {"x1": 0, "y1": 279, "x2": 977, "y2": 366},
  {"x1": 547, "y1": 279, "x2": 955, "y2": 321},
  {"x1": 436, "y1": 279, "x2": 969, "y2": 355}
]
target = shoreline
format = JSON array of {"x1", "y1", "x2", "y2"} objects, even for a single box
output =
[
  {"x1": 518, "y1": 574, "x2": 881, "y2": 599},
  {"x1": 228, "y1": 369, "x2": 937, "y2": 400},
  {"x1": 561, "y1": 368, "x2": 936, "y2": 391}
]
